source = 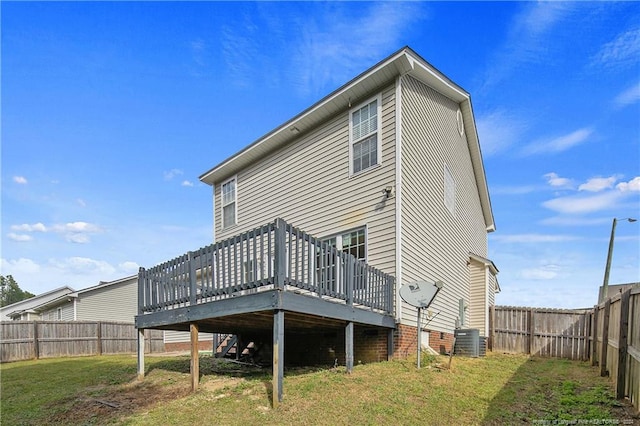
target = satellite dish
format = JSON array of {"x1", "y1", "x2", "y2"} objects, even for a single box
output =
[{"x1": 399, "y1": 280, "x2": 444, "y2": 309}]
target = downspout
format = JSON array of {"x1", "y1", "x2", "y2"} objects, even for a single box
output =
[{"x1": 395, "y1": 74, "x2": 403, "y2": 322}]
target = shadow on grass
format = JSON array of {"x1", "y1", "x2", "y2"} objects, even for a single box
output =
[{"x1": 480, "y1": 356, "x2": 637, "y2": 425}]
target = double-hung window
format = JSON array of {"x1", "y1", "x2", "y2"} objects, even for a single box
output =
[
  {"x1": 350, "y1": 95, "x2": 382, "y2": 175},
  {"x1": 221, "y1": 177, "x2": 237, "y2": 229},
  {"x1": 318, "y1": 227, "x2": 367, "y2": 291}
]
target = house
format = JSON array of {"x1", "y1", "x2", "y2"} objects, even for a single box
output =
[
  {"x1": 135, "y1": 46, "x2": 498, "y2": 405},
  {"x1": 0, "y1": 286, "x2": 74, "y2": 321},
  {"x1": 34, "y1": 276, "x2": 138, "y2": 322},
  {"x1": 198, "y1": 46, "x2": 498, "y2": 344},
  {"x1": 8, "y1": 276, "x2": 210, "y2": 351},
  {"x1": 599, "y1": 282, "x2": 640, "y2": 303}
]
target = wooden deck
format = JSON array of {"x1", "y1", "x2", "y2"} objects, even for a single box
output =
[{"x1": 135, "y1": 218, "x2": 396, "y2": 406}]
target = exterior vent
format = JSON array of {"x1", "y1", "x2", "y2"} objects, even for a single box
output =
[{"x1": 454, "y1": 328, "x2": 485, "y2": 358}]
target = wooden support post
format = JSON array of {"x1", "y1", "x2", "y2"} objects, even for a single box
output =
[
  {"x1": 591, "y1": 306, "x2": 599, "y2": 366},
  {"x1": 345, "y1": 322, "x2": 354, "y2": 373},
  {"x1": 190, "y1": 323, "x2": 199, "y2": 391},
  {"x1": 600, "y1": 298, "x2": 611, "y2": 377},
  {"x1": 33, "y1": 321, "x2": 39, "y2": 360},
  {"x1": 96, "y1": 322, "x2": 103, "y2": 356},
  {"x1": 273, "y1": 309, "x2": 284, "y2": 407},
  {"x1": 137, "y1": 328, "x2": 145, "y2": 380},
  {"x1": 616, "y1": 289, "x2": 631, "y2": 399},
  {"x1": 527, "y1": 309, "x2": 534, "y2": 355}
]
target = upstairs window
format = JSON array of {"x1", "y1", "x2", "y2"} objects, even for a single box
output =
[
  {"x1": 221, "y1": 177, "x2": 237, "y2": 229},
  {"x1": 350, "y1": 96, "x2": 382, "y2": 175}
]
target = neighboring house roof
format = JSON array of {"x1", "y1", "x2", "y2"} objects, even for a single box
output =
[
  {"x1": 199, "y1": 46, "x2": 495, "y2": 232},
  {"x1": 598, "y1": 282, "x2": 639, "y2": 301},
  {"x1": 75, "y1": 274, "x2": 137, "y2": 296},
  {"x1": 27, "y1": 275, "x2": 138, "y2": 314},
  {"x1": 0, "y1": 285, "x2": 75, "y2": 320}
]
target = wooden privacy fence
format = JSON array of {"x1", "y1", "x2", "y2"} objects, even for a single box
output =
[
  {"x1": 591, "y1": 287, "x2": 639, "y2": 413},
  {"x1": 0, "y1": 321, "x2": 164, "y2": 363},
  {"x1": 489, "y1": 287, "x2": 639, "y2": 413},
  {"x1": 489, "y1": 306, "x2": 591, "y2": 360}
]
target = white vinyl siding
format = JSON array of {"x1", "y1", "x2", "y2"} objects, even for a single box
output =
[
  {"x1": 221, "y1": 177, "x2": 237, "y2": 229},
  {"x1": 468, "y1": 261, "x2": 487, "y2": 335},
  {"x1": 163, "y1": 330, "x2": 214, "y2": 345},
  {"x1": 444, "y1": 164, "x2": 456, "y2": 216},
  {"x1": 41, "y1": 302, "x2": 74, "y2": 321},
  {"x1": 400, "y1": 75, "x2": 489, "y2": 334},
  {"x1": 214, "y1": 85, "x2": 397, "y2": 279},
  {"x1": 75, "y1": 278, "x2": 137, "y2": 323},
  {"x1": 350, "y1": 95, "x2": 382, "y2": 175}
]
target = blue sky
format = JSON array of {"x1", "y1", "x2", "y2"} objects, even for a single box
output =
[{"x1": 2, "y1": 2, "x2": 639, "y2": 308}]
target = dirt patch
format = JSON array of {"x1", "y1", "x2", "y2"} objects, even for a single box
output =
[
  {"x1": 201, "y1": 377, "x2": 245, "y2": 393},
  {"x1": 45, "y1": 377, "x2": 191, "y2": 425}
]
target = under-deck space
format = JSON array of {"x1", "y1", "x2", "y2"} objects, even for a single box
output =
[{"x1": 135, "y1": 219, "x2": 396, "y2": 406}]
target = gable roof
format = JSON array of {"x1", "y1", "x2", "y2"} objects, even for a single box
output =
[
  {"x1": 199, "y1": 46, "x2": 495, "y2": 232},
  {"x1": 1, "y1": 285, "x2": 75, "y2": 319}
]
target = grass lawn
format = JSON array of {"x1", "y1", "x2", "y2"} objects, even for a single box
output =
[{"x1": 1, "y1": 352, "x2": 637, "y2": 425}]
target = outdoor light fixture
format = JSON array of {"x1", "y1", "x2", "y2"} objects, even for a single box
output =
[
  {"x1": 600, "y1": 217, "x2": 638, "y2": 303},
  {"x1": 383, "y1": 186, "x2": 393, "y2": 199}
]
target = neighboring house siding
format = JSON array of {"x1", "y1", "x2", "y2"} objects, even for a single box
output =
[
  {"x1": 214, "y1": 84, "x2": 398, "y2": 278},
  {"x1": 400, "y1": 75, "x2": 488, "y2": 333},
  {"x1": 0, "y1": 287, "x2": 74, "y2": 321},
  {"x1": 76, "y1": 279, "x2": 137, "y2": 323},
  {"x1": 41, "y1": 302, "x2": 74, "y2": 321},
  {"x1": 164, "y1": 330, "x2": 213, "y2": 345}
]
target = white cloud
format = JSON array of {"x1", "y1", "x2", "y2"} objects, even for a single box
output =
[
  {"x1": 181, "y1": 180, "x2": 194, "y2": 187},
  {"x1": 163, "y1": 169, "x2": 183, "y2": 180},
  {"x1": 11, "y1": 223, "x2": 47, "y2": 232},
  {"x1": 492, "y1": 234, "x2": 579, "y2": 243},
  {"x1": 522, "y1": 127, "x2": 594, "y2": 156},
  {"x1": 476, "y1": 110, "x2": 527, "y2": 157},
  {"x1": 119, "y1": 261, "x2": 140, "y2": 273},
  {"x1": 540, "y1": 216, "x2": 611, "y2": 226},
  {"x1": 479, "y1": 2, "x2": 575, "y2": 90},
  {"x1": 613, "y1": 81, "x2": 640, "y2": 108},
  {"x1": 7, "y1": 233, "x2": 33, "y2": 242},
  {"x1": 50, "y1": 257, "x2": 116, "y2": 275},
  {"x1": 221, "y1": 2, "x2": 425, "y2": 95},
  {"x1": 543, "y1": 172, "x2": 573, "y2": 189},
  {"x1": 292, "y1": 3, "x2": 424, "y2": 96},
  {"x1": 521, "y1": 267, "x2": 558, "y2": 280},
  {"x1": 53, "y1": 222, "x2": 101, "y2": 233},
  {"x1": 578, "y1": 176, "x2": 618, "y2": 192},
  {"x1": 1, "y1": 258, "x2": 41, "y2": 275},
  {"x1": 590, "y1": 27, "x2": 640, "y2": 70},
  {"x1": 542, "y1": 191, "x2": 622, "y2": 214},
  {"x1": 13, "y1": 176, "x2": 28, "y2": 184},
  {"x1": 77, "y1": 198, "x2": 87, "y2": 207},
  {"x1": 616, "y1": 177, "x2": 640, "y2": 192}
]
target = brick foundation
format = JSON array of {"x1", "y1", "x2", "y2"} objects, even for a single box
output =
[
  {"x1": 392, "y1": 324, "x2": 455, "y2": 357},
  {"x1": 428, "y1": 330, "x2": 455, "y2": 355},
  {"x1": 162, "y1": 326, "x2": 454, "y2": 362}
]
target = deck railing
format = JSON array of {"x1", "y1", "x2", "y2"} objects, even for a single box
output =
[{"x1": 138, "y1": 219, "x2": 395, "y2": 316}]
